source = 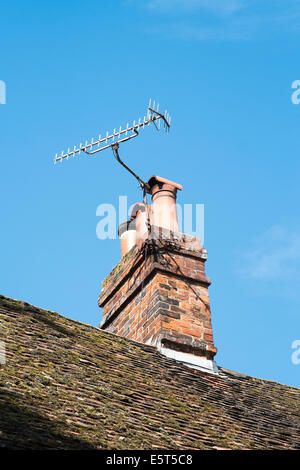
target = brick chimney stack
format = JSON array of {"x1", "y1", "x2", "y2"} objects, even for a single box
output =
[{"x1": 99, "y1": 176, "x2": 218, "y2": 373}]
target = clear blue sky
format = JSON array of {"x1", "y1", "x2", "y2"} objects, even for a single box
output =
[{"x1": 1, "y1": 0, "x2": 300, "y2": 387}]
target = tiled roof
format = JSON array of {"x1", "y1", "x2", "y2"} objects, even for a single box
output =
[{"x1": 0, "y1": 295, "x2": 299, "y2": 450}]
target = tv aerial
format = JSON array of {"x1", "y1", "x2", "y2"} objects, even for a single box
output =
[{"x1": 53, "y1": 99, "x2": 171, "y2": 195}]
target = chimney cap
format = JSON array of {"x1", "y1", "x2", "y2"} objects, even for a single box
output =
[
  {"x1": 147, "y1": 175, "x2": 183, "y2": 192},
  {"x1": 118, "y1": 219, "x2": 136, "y2": 237},
  {"x1": 130, "y1": 202, "x2": 146, "y2": 220}
]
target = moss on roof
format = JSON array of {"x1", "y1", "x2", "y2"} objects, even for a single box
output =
[{"x1": 0, "y1": 294, "x2": 299, "y2": 450}]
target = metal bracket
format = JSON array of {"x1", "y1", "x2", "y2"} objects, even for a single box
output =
[{"x1": 111, "y1": 142, "x2": 150, "y2": 193}]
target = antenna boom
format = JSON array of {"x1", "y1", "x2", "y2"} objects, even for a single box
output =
[{"x1": 53, "y1": 100, "x2": 171, "y2": 164}]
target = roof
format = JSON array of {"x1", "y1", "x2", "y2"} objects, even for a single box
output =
[{"x1": 0, "y1": 294, "x2": 299, "y2": 450}]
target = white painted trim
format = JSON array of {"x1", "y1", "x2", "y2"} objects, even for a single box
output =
[{"x1": 159, "y1": 346, "x2": 218, "y2": 375}]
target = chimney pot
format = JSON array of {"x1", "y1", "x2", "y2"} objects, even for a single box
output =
[
  {"x1": 130, "y1": 202, "x2": 149, "y2": 243},
  {"x1": 147, "y1": 175, "x2": 182, "y2": 234},
  {"x1": 118, "y1": 220, "x2": 136, "y2": 258}
]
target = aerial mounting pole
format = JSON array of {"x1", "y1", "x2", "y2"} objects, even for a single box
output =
[{"x1": 111, "y1": 142, "x2": 149, "y2": 193}]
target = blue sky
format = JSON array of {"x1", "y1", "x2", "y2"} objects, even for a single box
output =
[{"x1": 1, "y1": 0, "x2": 300, "y2": 387}]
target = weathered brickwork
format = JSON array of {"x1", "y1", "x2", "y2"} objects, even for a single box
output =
[{"x1": 99, "y1": 229, "x2": 217, "y2": 360}]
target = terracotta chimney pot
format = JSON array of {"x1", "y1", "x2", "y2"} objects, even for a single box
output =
[
  {"x1": 130, "y1": 202, "x2": 148, "y2": 241},
  {"x1": 147, "y1": 175, "x2": 182, "y2": 234},
  {"x1": 118, "y1": 220, "x2": 136, "y2": 258}
]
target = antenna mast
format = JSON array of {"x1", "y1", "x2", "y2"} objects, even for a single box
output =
[{"x1": 53, "y1": 99, "x2": 171, "y2": 193}]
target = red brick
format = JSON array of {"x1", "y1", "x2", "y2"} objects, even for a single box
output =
[{"x1": 99, "y1": 237, "x2": 217, "y2": 360}]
